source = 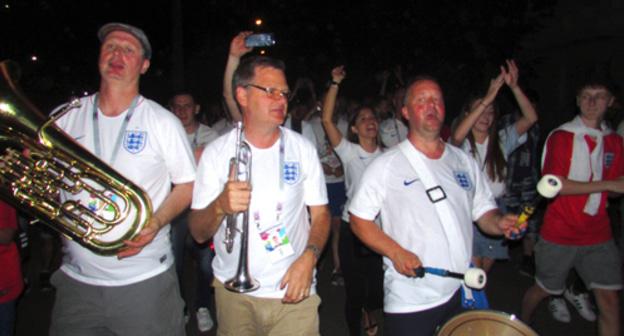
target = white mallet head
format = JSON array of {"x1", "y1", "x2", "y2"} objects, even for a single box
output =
[
  {"x1": 537, "y1": 174, "x2": 562, "y2": 199},
  {"x1": 464, "y1": 268, "x2": 487, "y2": 289}
]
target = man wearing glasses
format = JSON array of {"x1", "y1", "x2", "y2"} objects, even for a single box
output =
[
  {"x1": 521, "y1": 78, "x2": 622, "y2": 336},
  {"x1": 189, "y1": 56, "x2": 330, "y2": 335}
]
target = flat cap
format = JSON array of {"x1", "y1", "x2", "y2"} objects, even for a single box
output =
[{"x1": 98, "y1": 22, "x2": 152, "y2": 59}]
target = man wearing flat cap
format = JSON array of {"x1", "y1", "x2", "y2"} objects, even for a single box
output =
[{"x1": 49, "y1": 23, "x2": 195, "y2": 336}]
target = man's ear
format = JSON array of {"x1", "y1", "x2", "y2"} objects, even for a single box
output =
[
  {"x1": 140, "y1": 59, "x2": 150, "y2": 74},
  {"x1": 194, "y1": 105, "x2": 201, "y2": 115},
  {"x1": 402, "y1": 106, "x2": 410, "y2": 121},
  {"x1": 235, "y1": 86, "x2": 248, "y2": 108}
]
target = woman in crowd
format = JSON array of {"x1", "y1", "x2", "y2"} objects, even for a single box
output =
[
  {"x1": 451, "y1": 60, "x2": 538, "y2": 273},
  {"x1": 322, "y1": 65, "x2": 384, "y2": 336}
]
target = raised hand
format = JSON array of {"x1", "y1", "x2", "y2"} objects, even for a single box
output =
[
  {"x1": 502, "y1": 59, "x2": 519, "y2": 89},
  {"x1": 482, "y1": 70, "x2": 505, "y2": 106},
  {"x1": 229, "y1": 31, "x2": 254, "y2": 58},
  {"x1": 331, "y1": 65, "x2": 346, "y2": 84}
]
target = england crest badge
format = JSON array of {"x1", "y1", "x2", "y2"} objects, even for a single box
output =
[
  {"x1": 453, "y1": 170, "x2": 473, "y2": 191},
  {"x1": 605, "y1": 152, "x2": 614, "y2": 169},
  {"x1": 124, "y1": 130, "x2": 147, "y2": 154},
  {"x1": 283, "y1": 161, "x2": 300, "y2": 185}
]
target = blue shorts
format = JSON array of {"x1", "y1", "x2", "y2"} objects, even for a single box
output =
[
  {"x1": 472, "y1": 198, "x2": 508, "y2": 259},
  {"x1": 472, "y1": 227, "x2": 508, "y2": 259},
  {"x1": 326, "y1": 181, "x2": 346, "y2": 217}
]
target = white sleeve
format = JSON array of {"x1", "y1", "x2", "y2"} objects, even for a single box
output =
[
  {"x1": 159, "y1": 116, "x2": 196, "y2": 184},
  {"x1": 334, "y1": 138, "x2": 356, "y2": 164},
  {"x1": 192, "y1": 143, "x2": 225, "y2": 209},
  {"x1": 302, "y1": 142, "x2": 328, "y2": 206},
  {"x1": 469, "y1": 155, "x2": 497, "y2": 220},
  {"x1": 302, "y1": 122, "x2": 318, "y2": 150},
  {"x1": 348, "y1": 159, "x2": 385, "y2": 221}
]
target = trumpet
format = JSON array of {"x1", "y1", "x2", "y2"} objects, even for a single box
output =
[{"x1": 223, "y1": 122, "x2": 259, "y2": 293}]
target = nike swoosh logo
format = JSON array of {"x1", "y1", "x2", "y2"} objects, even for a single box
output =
[
  {"x1": 74, "y1": 135, "x2": 85, "y2": 141},
  {"x1": 403, "y1": 178, "x2": 419, "y2": 186}
]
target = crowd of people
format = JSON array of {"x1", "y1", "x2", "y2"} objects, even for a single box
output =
[{"x1": 1, "y1": 22, "x2": 622, "y2": 336}]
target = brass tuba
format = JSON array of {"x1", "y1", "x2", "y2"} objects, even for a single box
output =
[{"x1": 0, "y1": 60, "x2": 152, "y2": 255}]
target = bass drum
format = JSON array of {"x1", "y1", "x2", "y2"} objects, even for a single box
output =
[{"x1": 436, "y1": 310, "x2": 538, "y2": 336}]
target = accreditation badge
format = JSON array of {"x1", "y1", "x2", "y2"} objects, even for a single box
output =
[
  {"x1": 85, "y1": 192, "x2": 120, "y2": 222},
  {"x1": 259, "y1": 223, "x2": 294, "y2": 263}
]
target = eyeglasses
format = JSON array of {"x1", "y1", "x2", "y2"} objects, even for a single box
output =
[
  {"x1": 579, "y1": 93, "x2": 611, "y2": 102},
  {"x1": 244, "y1": 84, "x2": 290, "y2": 100}
]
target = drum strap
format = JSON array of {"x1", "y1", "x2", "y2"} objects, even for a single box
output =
[{"x1": 398, "y1": 141, "x2": 468, "y2": 273}]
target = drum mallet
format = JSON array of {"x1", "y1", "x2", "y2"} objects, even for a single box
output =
[
  {"x1": 510, "y1": 174, "x2": 562, "y2": 239},
  {"x1": 415, "y1": 267, "x2": 487, "y2": 289}
]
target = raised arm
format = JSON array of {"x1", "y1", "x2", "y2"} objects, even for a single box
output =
[
  {"x1": 223, "y1": 31, "x2": 253, "y2": 122},
  {"x1": 503, "y1": 60, "x2": 538, "y2": 136},
  {"x1": 321, "y1": 66, "x2": 346, "y2": 148},
  {"x1": 451, "y1": 71, "x2": 505, "y2": 146}
]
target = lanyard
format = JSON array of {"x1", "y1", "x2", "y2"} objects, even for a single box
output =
[
  {"x1": 191, "y1": 129, "x2": 199, "y2": 148},
  {"x1": 245, "y1": 128, "x2": 286, "y2": 231},
  {"x1": 92, "y1": 94, "x2": 139, "y2": 165},
  {"x1": 278, "y1": 129, "x2": 285, "y2": 191}
]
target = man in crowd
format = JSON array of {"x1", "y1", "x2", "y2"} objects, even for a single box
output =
[
  {"x1": 189, "y1": 56, "x2": 330, "y2": 335},
  {"x1": 50, "y1": 22, "x2": 195, "y2": 336},
  {"x1": 349, "y1": 76, "x2": 523, "y2": 335},
  {"x1": 169, "y1": 92, "x2": 218, "y2": 332},
  {"x1": 521, "y1": 78, "x2": 622, "y2": 336},
  {"x1": 170, "y1": 92, "x2": 219, "y2": 161}
]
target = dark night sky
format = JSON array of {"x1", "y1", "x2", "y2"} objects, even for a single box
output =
[{"x1": 1, "y1": 0, "x2": 556, "y2": 121}]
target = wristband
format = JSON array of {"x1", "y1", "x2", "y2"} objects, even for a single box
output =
[
  {"x1": 330, "y1": 80, "x2": 340, "y2": 86},
  {"x1": 305, "y1": 244, "x2": 321, "y2": 260}
]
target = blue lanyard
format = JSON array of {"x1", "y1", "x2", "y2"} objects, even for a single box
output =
[
  {"x1": 191, "y1": 129, "x2": 199, "y2": 149},
  {"x1": 92, "y1": 94, "x2": 139, "y2": 165}
]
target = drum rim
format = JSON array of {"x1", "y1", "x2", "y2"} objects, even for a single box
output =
[{"x1": 436, "y1": 309, "x2": 538, "y2": 336}]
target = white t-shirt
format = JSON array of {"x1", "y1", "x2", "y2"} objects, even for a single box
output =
[
  {"x1": 55, "y1": 94, "x2": 196, "y2": 286},
  {"x1": 349, "y1": 142, "x2": 496, "y2": 313},
  {"x1": 187, "y1": 123, "x2": 219, "y2": 150},
  {"x1": 379, "y1": 117, "x2": 408, "y2": 148},
  {"x1": 334, "y1": 138, "x2": 382, "y2": 222},
  {"x1": 307, "y1": 116, "x2": 348, "y2": 184},
  {"x1": 212, "y1": 118, "x2": 236, "y2": 136},
  {"x1": 283, "y1": 116, "x2": 318, "y2": 149},
  {"x1": 192, "y1": 127, "x2": 328, "y2": 298},
  {"x1": 460, "y1": 125, "x2": 525, "y2": 198}
]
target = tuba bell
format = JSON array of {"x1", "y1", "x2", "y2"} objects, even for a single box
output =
[{"x1": 0, "y1": 60, "x2": 152, "y2": 255}]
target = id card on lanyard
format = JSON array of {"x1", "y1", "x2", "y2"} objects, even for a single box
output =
[
  {"x1": 87, "y1": 94, "x2": 138, "y2": 218},
  {"x1": 251, "y1": 130, "x2": 294, "y2": 264}
]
